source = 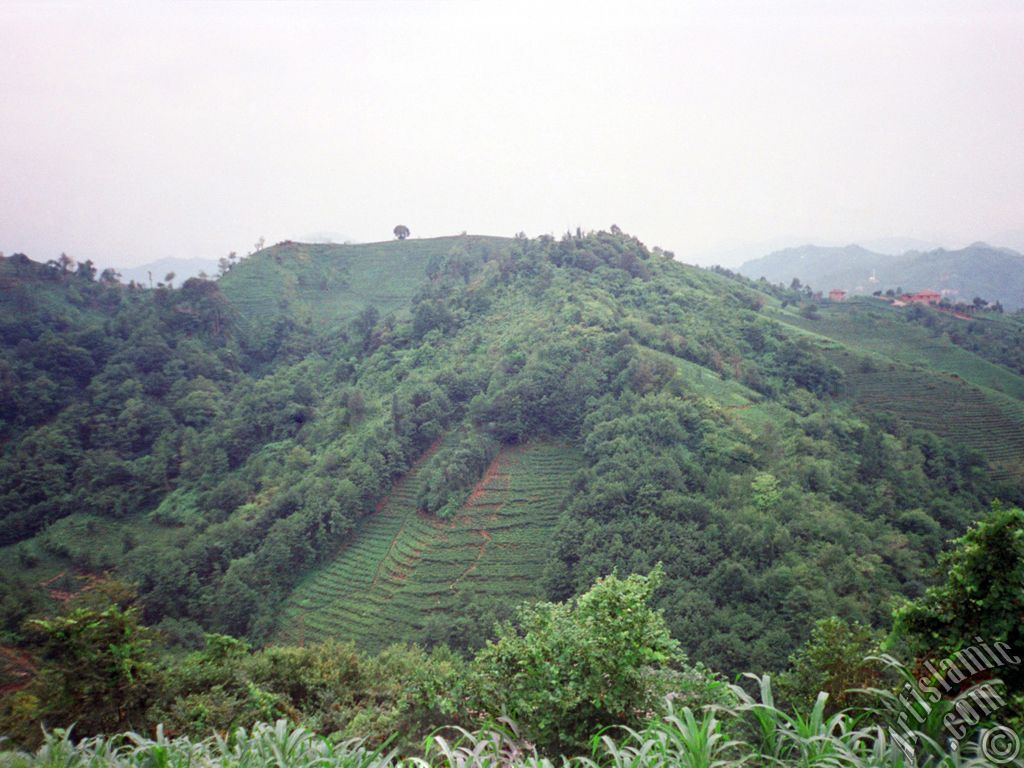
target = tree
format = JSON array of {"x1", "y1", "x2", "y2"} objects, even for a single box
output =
[
  {"x1": 892, "y1": 503, "x2": 1024, "y2": 675},
  {"x1": 891, "y1": 503, "x2": 1024, "y2": 731},
  {"x1": 8, "y1": 590, "x2": 158, "y2": 740},
  {"x1": 218, "y1": 252, "x2": 238, "y2": 276},
  {"x1": 778, "y1": 617, "x2": 883, "y2": 713},
  {"x1": 393, "y1": 224, "x2": 410, "y2": 240},
  {"x1": 472, "y1": 567, "x2": 717, "y2": 753},
  {"x1": 99, "y1": 267, "x2": 121, "y2": 285},
  {"x1": 75, "y1": 259, "x2": 97, "y2": 281}
]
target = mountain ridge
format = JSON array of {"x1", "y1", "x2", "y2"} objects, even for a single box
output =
[{"x1": 0, "y1": 231, "x2": 1021, "y2": 677}]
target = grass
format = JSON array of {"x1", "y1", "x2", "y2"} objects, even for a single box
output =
[
  {"x1": 3, "y1": 674, "x2": 1009, "y2": 767},
  {"x1": 773, "y1": 300, "x2": 1024, "y2": 486},
  {"x1": 276, "y1": 442, "x2": 583, "y2": 650},
  {"x1": 219, "y1": 237, "x2": 512, "y2": 327},
  {"x1": 834, "y1": 361, "x2": 1024, "y2": 485},
  {"x1": 780, "y1": 299, "x2": 1024, "y2": 400}
]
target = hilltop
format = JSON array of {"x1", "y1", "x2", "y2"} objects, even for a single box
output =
[
  {"x1": 739, "y1": 241, "x2": 1024, "y2": 309},
  {"x1": 218, "y1": 236, "x2": 510, "y2": 325},
  {"x1": 0, "y1": 232, "x2": 1022, "y2": 680}
]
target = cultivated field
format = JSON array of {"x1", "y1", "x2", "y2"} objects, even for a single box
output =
[
  {"x1": 774, "y1": 301, "x2": 1024, "y2": 486},
  {"x1": 842, "y1": 366, "x2": 1024, "y2": 485},
  {"x1": 220, "y1": 236, "x2": 511, "y2": 326},
  {"x1": 276, "y1": 441, "x2": 583, "y2": 649}
]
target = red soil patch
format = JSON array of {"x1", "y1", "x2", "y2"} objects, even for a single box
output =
[
  {"x1": 465, "y1": 451, "x2": 511, "y2": 505},
  {"x1": 0, "y1": 646, "x2": 36, "y2": 696},
  {"x1": 39, "y1": 570, "x2": 98, "y2": 603}
]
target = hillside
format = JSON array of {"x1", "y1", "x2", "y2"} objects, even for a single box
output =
[
  {"x1": 277, "y1": 440, "x2": 583, "y2": 651},
  {"x1": 218, "y1": 236, "x2": 510, "y2": 326},
  {"x1": 1, "y1": 232, "x2": 1022, "y2": 678},
  {"x1": 739, "y1": 241, "x2": 1024, "y2": 308},
  {"x1": 769, "y1": 298, "x2": 1024, "y2": 485},
  {"x1": 112, "y1": 257, "x2": 219, "y2": 287}
]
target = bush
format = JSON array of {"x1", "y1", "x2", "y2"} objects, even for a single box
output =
[{"x1": 471, "y1": 566, "x2": 723, "y2": 754}]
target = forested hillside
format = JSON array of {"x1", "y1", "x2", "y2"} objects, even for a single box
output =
[{"x1": 1, "y1": 231, "x2": 1022, "y2": 683}]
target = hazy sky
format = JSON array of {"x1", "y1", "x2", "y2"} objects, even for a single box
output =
[{"x1": 2, "y1": 0, "x2": 1023, "y2": 268}]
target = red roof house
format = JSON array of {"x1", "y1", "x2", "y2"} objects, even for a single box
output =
[{"x1": 906, "y1": 290, "x2": 941, "y2": 305}]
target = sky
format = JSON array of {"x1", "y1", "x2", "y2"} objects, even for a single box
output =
[{"x1": 1, "y1": 0, "x2": 1023, "y2": 269}]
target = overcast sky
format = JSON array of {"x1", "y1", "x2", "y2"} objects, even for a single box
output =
[{"x1": 2, "y1": 1, "x2": 1023, "y2": 268}]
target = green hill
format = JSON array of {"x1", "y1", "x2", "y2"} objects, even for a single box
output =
[
  {"x1": 219, "y1": 236, "x2": 511, "y2": 326},
  {"x1": 1, "y1": 232, "x2": 1021, "y2": 676},
  {"x1": 771, "y1": 298, "x2": 1024, "y2": 485}
]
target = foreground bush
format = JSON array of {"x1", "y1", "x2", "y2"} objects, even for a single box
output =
[{"x1": 472, "y1": 567, "x2": 726, "y2": 754}]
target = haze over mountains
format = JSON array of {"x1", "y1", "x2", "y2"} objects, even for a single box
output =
[{"x1": 739, "y1": 241, "x2": 1024, "y2": 309}]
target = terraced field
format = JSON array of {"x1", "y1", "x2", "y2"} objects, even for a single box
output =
[
  {"x1": 840, "y1": 365, "x2": 1024, "y2": 485},
  {"x1": 778, "y1": 300, "x2": 1024, "y2": 400},
  {"x1": 220, "y1": 236, "x2": 511, "y2": 327},
  {"x1": 276, "y1": 441, "x2": 583, "y2": 649},
  {"x1": 771, "y1": 301, "x2": 1024, "y2": 487}
]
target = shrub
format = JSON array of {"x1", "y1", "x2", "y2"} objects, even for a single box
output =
[{"x1": 471, "y1": 566, "x2": 723, "y2": 754}]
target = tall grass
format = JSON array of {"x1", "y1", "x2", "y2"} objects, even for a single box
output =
[{"x1": 2, "y1": 673, "x2": 1018, "y2": 768}]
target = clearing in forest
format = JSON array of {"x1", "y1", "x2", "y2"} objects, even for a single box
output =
[{"x1": 276, "y1": 441, "x2": 583, "y2": 649}]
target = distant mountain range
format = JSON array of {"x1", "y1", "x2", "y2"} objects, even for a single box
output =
[{"x1": 739, "y1": 242, "x2": 1024, "y2": 309}]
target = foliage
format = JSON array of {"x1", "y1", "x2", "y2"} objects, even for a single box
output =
[
  {"x1": 472, "y1": 567, "x2": 724, "y2": 754},
  {"x1": 776, "y1": 617, "x2": 885, "y2": 713},
  {"x1": 0, "y1": 592, "x2": 158, "y2": 742},
  {"x1": 278, "y1": 442, "x2": 581, "y2": 653},
  {"x1": 1, "y1": 681, "x2": 1014, "y2": 766},
  {"x1": 149, "y1": 635, "x2": 469, "y2": 752},
  {"x1": 892, "y1": 503, "x2": 1024, "y2": 656},
  {"x1": 417, "y1": 431, "x2": 498, "y2": 517},
  {"x1": 891, "y1": 503, "x2": 1024, "y2": 726},
  {"x1": 0, "y1": 228, "x2": 1015, "y2": 702}
]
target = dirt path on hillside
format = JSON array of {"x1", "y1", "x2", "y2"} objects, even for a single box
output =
[{"x1": 448, "y1": 450, "x2": 515, "y2": 590}]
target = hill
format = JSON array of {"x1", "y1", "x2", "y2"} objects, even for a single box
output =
[
  {"x1": 739, "y1": 242, "x2": 1024, "y2": 309},
  {"x1": 768, "y1": 298, "x2": 1024, "y2": 485},
  {"x1": 0, "y1": 232, "x2": 1021, "y2": 677},
  {"x1": 218, "y1": 236, "x2": 510, "y2": 326}
]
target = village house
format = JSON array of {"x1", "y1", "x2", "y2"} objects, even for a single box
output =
[
  {"x1": 905, "y1": 290, "x2": 942, "y2": 305},
  {"x1": 828, "y1": 289, "x2": 847, "y2": 302}
]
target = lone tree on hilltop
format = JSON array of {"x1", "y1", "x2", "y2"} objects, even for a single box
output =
[{"x1": 393, "y1": 224, "x2": 410, "y2": 240}]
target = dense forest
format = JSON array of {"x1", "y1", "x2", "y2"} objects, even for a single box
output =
[{"x1": 1, "y1": 231, "x2": 1022, "y2": 760}]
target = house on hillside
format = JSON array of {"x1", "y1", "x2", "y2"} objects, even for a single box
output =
[
  {"x1": 906, "y1": 290, "x2": 941, "y2": 305},
  {"x1": 828, "y1": 289, "x2": 847, "y2": 302}
]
